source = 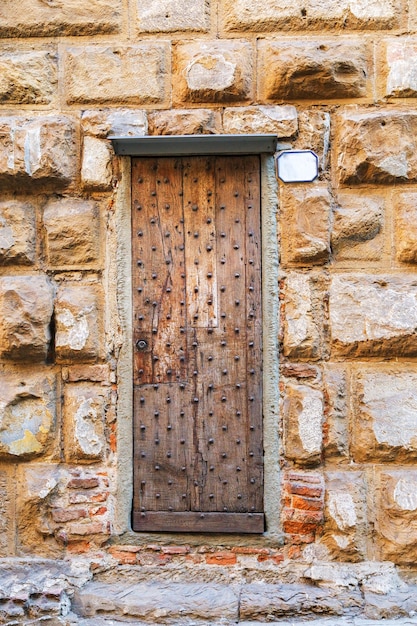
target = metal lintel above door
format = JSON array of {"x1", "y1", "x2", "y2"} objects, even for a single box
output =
[{"x1": 111, "y1": 134, "x2": 278, "y2": 157}]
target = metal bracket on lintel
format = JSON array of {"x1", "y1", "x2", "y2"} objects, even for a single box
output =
[{"x1": 110, "y1": 134, "x2": 278, "y2": 157}]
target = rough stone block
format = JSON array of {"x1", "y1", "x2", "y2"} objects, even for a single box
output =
[
  {"x1": 352, "y1": 368, "x2": 417, "y2": 462},
  {"x1": 137, "y1": 0, "x2": 210, "y2": 32},
  {"x1": 0, "y1": 200, "x2": 36, "y2": 265},
  {"x1": 331, "y1": 193, "x2": 384, "y2": 261},
  {"x1": 322, "y1": 365, "x2": 348, "y2": 458},
  {"x1": 221, "y1": 0, "x2": 400, "y2": 31},
  {"x1": 0, "y1": 0, "x2": 121, "y2": 37},
  {"x1": 394, "y1": 192, "x2": 417, "y2": 263},
  {"x1": 173, "y1": 40, "x2": 253, "y2": 104},
  {"x1": 329, "y1": 275, "x2": 417, "y2": 357},
  {"x1": 0, "y1": 371, "x2": 56, "y2": 460},
  {"x1": 335, "y1": 109, "x2": 417, "y2": 184},
  {"x1": 0, "y1": 468, "x2": 14, "y2": 556},
  {"x1": 148, "y1": 109, "x2": 221, "y2": 135},
  {"x1": 283, "y1": 381, "x2": 323, "y2": 465},
  {"x1": 282, "y1": 273, "x2": 324, "y2": 360},
  {"x1": 0, "y1": 116, "x2": 77, "y2": 189},
  {"x1": 258, "y1": 40, "x2": 369, "y2": 101},
  {"x1": 375, "y1": 470, "x2": 417, "y2": 563},
  {"x1": 0, "y1": 275, "x2": 54, "y2": 361},
  {"x1": 280, "y1": 185, "x2": 331, "y2": 265},
  {"x1": 81, "y1": 109, "x2": 147, "y2": 138},
  {"x1": 81, "y1": 137, "x2": 113, "y2": 190},
  {"x1": 0, "y1": 51, "x2": 57, "y2": 105},
  {"x1": 55, "y1": 284, "x2": 103, "y2": 363},
  {"x1": 64, "y1": 45, "x2": 169, "y2": 105},
  {"x1": 384, "y1": 39, "x2": 417, "y2": 97},
  {"x1": 43, "y1": 198, "x2": 100, "y2": 268},
  {"x1": 64, "y1": 383, "x2": 108, "y2": 462},
  {"x1": 72, "y1": 581, "x2": 238, "y2": 621},
  {"x1": 223, "y1": 105, "x2": 297, "y2": 136},
  {"x1": 320, "y1": 471, "x2": 366, "y2": 560}
]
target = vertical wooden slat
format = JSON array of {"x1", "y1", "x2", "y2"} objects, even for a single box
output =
[
  {"x1": 183, "y1": 157, "x2": 218, "y2": 329},
  {"x1": 244, "y1": 156, "x2": 264, "y2": 513}
]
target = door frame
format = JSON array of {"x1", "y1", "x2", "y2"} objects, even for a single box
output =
[{"x1": 112, "y1": 151, "x2": 281, "y2": 542}]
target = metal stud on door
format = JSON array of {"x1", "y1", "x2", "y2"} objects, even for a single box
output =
[{"x1": 132, "y1": 156, "x2": 263, "y2": 533}]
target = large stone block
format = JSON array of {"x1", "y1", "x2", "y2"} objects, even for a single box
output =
[
  {"x1": 283, "y1": 381, "x2": 323, "y2": 466},
  {"x1": 335, "y1": 109, "x2": 417, "y2": 184},
  {"x1": 0, "y1": 0, "x2": 121, "y2": 37},
  {"x1": 329, "y1": 275, "x2": 417, "y2": 357},
  {"x1": 0, "y1": 51, "x2": 57, "y2": 105},
  {"x1": 322, "y1": 365, "x2": 348, "y2": 458},
  {"x1": 172, "y1": 40, "x2": 253, "y2": 104},
  {"x1": 282, "y1": 273, "x2": 324, "y2": 360},
  {"x1": 63, "y1": 383, "x2": 108, "y2": 462},
  {"x1": 148, "y1": 109, "x2": 221, "y2": 135},
  {"x1": 81, "y1": 137, "x2": 113, "y2": 191},
  {"x1": 384, "y1": 39, "x2": 417, "y2": 97},
  {"x1": 0, "y1": 275, "x2": 54, "y2": 361},
  {"x1": 0, "y1": 200, "x2": 36, "y2": 266},
  {"x1": 258, "y1": 40, "x2": 369, "y2": 101},
  {"x1": 81, "y1": 109, "x2": 148, "y2": 138},
  {"x1": 280, "y1": 185, "x2": 331, "y2": 265},
  {"x1": 331, "y1": 193, "x2": 384, "y2": 261},
  {"x1": 55, "y1": 284, "x2": 103, "y2": 363},
  {"x1": 394, "y1": 192, "x2": 417, "y2": 263},
  {"x1": 0, "y1": 116, "x2": 77, "y2": 189},
  {"x1": 137, "y1": 0, "x2": 210, "y2": 32},
  {"x1": 64, "y1": 45, "x2": 169, "y2": 105},
  {"x1": 0, "y1": 371, "x2": 56, "y2": 460},
  {"x1": 375, "y1": 470, "x2": 417, "y2": 563},
  {"x1": 320, "y1": 471, "x2": 366, "y2": 560},
  {"x1": 221, "y1": 0, "x2": 400, "y2": 31},
  {"x1": 43, "y1": 198, "x2": 101, "y2": 268},
  {"x1": 352, "y1": 369, "x2": 417, "y2": 462},
  {"x1": 223, "y1": 105, "x2": 297, "y2": 136}
]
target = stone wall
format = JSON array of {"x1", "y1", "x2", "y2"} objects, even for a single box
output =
[{"x1": 2, "y1": 0, "x2": 417, "y2": 622}]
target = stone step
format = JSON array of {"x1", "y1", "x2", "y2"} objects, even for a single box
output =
[{"x1": 71, "y1": 580, "x2": 417, "y2": 625}]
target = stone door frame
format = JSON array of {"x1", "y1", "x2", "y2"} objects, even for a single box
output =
[{"x1": 113, "y1": 154, "x2": 281, "y2": 542}]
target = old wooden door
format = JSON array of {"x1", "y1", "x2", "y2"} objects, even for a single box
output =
[{"x1": 132, "y1": 155, "x2": 263, "y2": 533}]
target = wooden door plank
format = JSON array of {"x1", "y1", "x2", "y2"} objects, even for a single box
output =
[
  {"x1": 132, "y1": 158, "x2": 187, "y2": 385},
  {"x1": 133, "y1": 511, "x2": 264, "y2": 533},
  {"x1": 244, "y1": 156, "x2": 264, "y2": 512},
  {"x1": 183, "y1": 157, "x2": 218, "y2": 329}
]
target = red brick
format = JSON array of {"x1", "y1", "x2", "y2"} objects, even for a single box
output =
[
  {"x1": 91, "y1": 492, "x2": 108, "y2": 503},
  {"x1": 52, "y1": 508, "x2": 87, "y2": 523},
  {"x1": 287, "y1": 484, "x2": 323, "y2": 498},
  {"x1": 286, "y1": 472, "x2": 323, "y2": 484},
  {"x1": 91, "y1": 506, "x2": 107, "y2": 516},
  {"x1": 205, "y1": 551, "x2": 237, "y2": 566},
  {"x1": 282, "y1": 508, "x2": 323, "y2": 524},
  {"x1": 109, "y1": 547, "x2": 138, "y2": 565},
  {"x1": 291, "y1": 495, "x2": 323, "y2": 511},
  {"x1": 282, "y1": 520, "x2": 318, "y2": 534},
  {"x1": 68, "y1": 478, "x2": 99, "y2": 489}
]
